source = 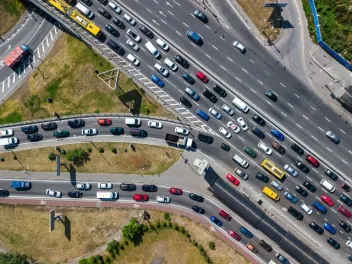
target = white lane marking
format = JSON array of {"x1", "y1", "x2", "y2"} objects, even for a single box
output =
[
  {"x1": 281, "y1": 112, "x2": 287, "y2": 117},
  {"x1": 306, "y1": 176, "x2": 313, "y2": 181},
  {"x1": 310, "y1": 105, "x2": 316, "y2": 111},
  {"x1": 280, "y1": 82, "x2": 286, "y2": 87},
  {"x1": 266, "y1": 100, "x2": 272, "y2": 106},
  {"x1": 205, "y1": 25, "x2": 210, "y2": 29},
  {"x1": 331, "y1": 209, "x2": 337, "y2": 214},
  {"x1": 250, "y1": 88, "x2": 257, "y2": 94},
  {"x1": 161, "y1": 19, "x2": 167, "y2": 25},
  {"x1": 318, "y1": 126, "x2": 324, "y2": 132},
  {"x1": 348, "y1": 150, "x2": 352, "y2": 155},
  {"x1": 325, "y1": 117, "x2": 331, "y2": 122},
  {"x1": 296, "y1": 123, "x2": 302, "y2": 129},
  {"x1": 249, "y1": 59, "x2": 255, "y2": 64},
  {"x1": 227, "y1": 57, "x2": 233, "y2": 61},
  {"x1": 212, "y1": 45, "x2": 218, "y2": 50},
  {"x1": 326, "y1": 147, "x2": 333, "y2": 152},
  {"x1": 238, "y1": 136, "x2": 245, "y2": 142},
  {"x1": 302, "y1": 115, "x2": 309, "y2": 120},
  {"x1": 287, "y1": 103, "x2": 294, "y2": 108},
  {"x1": 172, "y1": 0, "x2": 180, "y2": 6},
  {"x1": 147, "y1": 8, "x2": 153, "y2": 13},
  {"x1": 154, "y1": 0, "x2": 159, "y2": 3},
  {"x1": 340, "y1": 129, "x2": 346, "y2": 134},
  {"x1": 294, "y1": 93, "x2": 300, "y2": 98},
  {"x1": 257, "y1": 79, "x2": 263, "y2": 85},
  {"x1": 1, "y1": 82, "x2": 4, "y2": 93},
  {"x1": 220, "y1": 65, "x2": 226, "y2": 71},
  {"x1": 50, "y1": 31, "x2": 53, "y2": 41},
  {"x1": 190, "y1": 42, "x2": 197, "y2": 47},
  {"x1": 205, "y1": 54, "x2": 212, "y2": 59},
  {"x1": 183, "y1": 22, "x2": 189, "y2": 27},
  {"x1": 167, "y1": 10, "x2": 174, "y2": 16},
  {"x1": 219, "y1": 36, "x2": 225, "y2": 41},
  {"x1": 311, "y1": 135, "x2": 318, "y2": 141},
  {"x1": 242, "y1": 68, "x2": 248, "y2": 73},
  {"x1": 12, "y1": 73, "x2": 15, "y2": 83},
  {"x1": 265, "y1": 71, "x2": 270, "y2": 75},
  {"x1": 340, "y1": 158, "x2": 348, "y2": 164},
  {"x1": 235, "y1": 77, "x2": 241, "y2": 82},
  {"x1": 175, "y1": 31, "x2": 182, "y2": 36}
]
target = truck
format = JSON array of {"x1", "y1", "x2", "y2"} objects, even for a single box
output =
[
  {"x1": 0, "y1": 137, "x2": 19, "y2": 147},
  {"x1": 11, "y1": 181, "x2": 31, "y2": 190},
  {"x1": 4, "y1": 44, "x2": 31, "y2": 69},
  {"x1": 0, "y1": 129, "x2": 14, "y2": 137},
  {"x1": 186, "y1": 30, "x2": 202, "y2": 45},
  {"x1": 165, "y1": 133, "x2": 193, "y2": 149}
]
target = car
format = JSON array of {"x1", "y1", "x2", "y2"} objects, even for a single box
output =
[
  {"x1": 321, "y1": 194, "x2": 334, "y2": 206},
  {"x1": 182, "y1": 73, "x2": 195, "y2": 84},
  {"x1": 246, "y1": 243, "x2": 258, "y2": 253},
  {"x1": 239, "y1": 226, "x2": 253, "y2": 238},
  {"x1": 198, "y1": 133, "x2": 213, "y2": 143},
  {"x1": 323, "y1": 222, "x2": 336, "y2": 234},
  {"x1": 339, "y1": 221, "x2": 351, "y2": 232},
  {"x1": 252, "y1": 114, "x2": 266, "y2": 126},
  {"x1": 123, "y1": 14, "x2": 136, "y2": 26},
  {"x1": 148, "y1": 120, "x2": 163, "y2": 129},
  {"x1": 275, "y1": 253, "x2": 289, "y2": 264},
  {"x1": 259, "y1": 240, "x2": 272, "y2": 252},
  {"x1": 218, "y1": 209, "x2": 231, "y2": 221},
  {"x1": 210, "y1": 216, "x2": 222, "y2": 227},
  {"x1": 127, "y1": 54, "x2": 139, "y2": 65},
  {"x1": 105, "y1": 24, "x2": 119, "y2": 37},
  {"x1": 347, "y1": 240, "x2": 352, "y2": 250},
  {"x1": 139, "y1": 25, "x2": 154, "y2": 38},
  {"x1": 81, "y1": 0, "x2": 92, "y2": 5},
  {"x1": 21, "y1": 125, "x2": 38, "y2": 134},
  {"x1": 180, "y1": 96, "x2": 192, "y2": 108},
  {"x1": 300, "y1": 203, "x2": 313, "y2": 215},
  {"x1": 348, "y1": 254, "x2": 352, "y2": 262},
  {"x1": 27, "y1": 133, "x2": 42, "y2": 142},
  {"x1": 68, "y1": 191, "x2": 83, "y2": 198},
  {"x1": 156, "y1": 38, "x2": 169, "y2": 51},
  {"x1": 82, "y1": 128, "x2": 98, "y2": 136},
  {"x1": 164, "y1": 58, "x2": 178, "y2": 71},
  {"x1": 76, "y1": 183, "x2": 91, "y2": 190},
  {"x1": 233, "y1": 41, "x2": 246, "y2": 53},
  {"x1": 213, "y1": 84, "x2": 227, "y2": 97},
  {"x1": 196, "y1": 109, "x2": 209, "y2": 121},
  {"x1": 272, "y1": 141, "x2": 285, "y2": 154},
  {"x1": 0, "y1": 129, "x2": 15, "y2": 138},
  {"x1": 222, "y1": 104, "x2": 234, "y2": 115},
  {"x1": 291, "y1": 143, "x2": 304, "y2": 155},
  {"x1": 120, "y1": 183, "x2": 137, "y2": 191},
  {"x1": 327, "y1": 238, "x2": 340, "y2": 250},
  {"x1": 175, "y1": 55, "x2": 189, "y2": 68},
  {"x1": 68, "y1": 119, "x2": 85, "y2": 128},
  {"x1": 110, "y1": 127, "x2": 124, "y2": 135},
  {"x1": 0, "y1": 189, "x2": 9, "y2": 197},
  {"x1": 342, "y1": 183, "x2": 351, "y2": 192},
  {"x1": 97, "y1": 0, "x2": 107, "y2": 4},
  {"x1": 306, "y1": 154, "x2": 320, "y2": 167},
  {"x1": 284, "y1": 164, "x2": 298, "y2": 177},
  {"x1": 151, "y1": 75, "x2": 164, "y2": 87},
  {"x1": 265, "y1": 90, "x2": 278, "y2": 101},
  {"x1": 112, "y1": 17, "x2": 125, "y2": 29},
  {"x1": 133, "y1": 194, "x2": 149, "y2": 201},
  {"x1": 338, "y1": 205, "x2": 352, "y2": 218},
  {"x1": 156, "y1": 196, "x2": 171, "y2": 203},
  {"x1": 296, "y1": 161, "x2": 309, "y2": 173},
  {"x1": 209, "y1": 108, "x2": 222, "y2": 119},
  {"x1": 221, "y1": 143, "x2": 230, "y2": 151},
  {"x1": 309, "y1": 222, "x2": 324, "y2": 234},
  {"x1": 98, "y1": 119, "x2": 112, "y2": 126},
  {"x1": 98, "y1": 7, "x2": 111, "y2": 19},
  {"x1": 169, "y1": 187, "x2": 182, "y2": 195},
  {"x1": 175, "y1": 127, "x2": 189, "y2": 135},
  {"x1": 185, "y1": 87, "x2": 200, "y2": 101},
  {"x1": 126, "y1": 28, "x2": 141, "y2": 42},
  {"x1": 237, "y1": 117, "x2": 248, "y2": 131},
  {"x1": 219, "y1": 127, "x2": 231, "y2": 138},
  {"x1": 284, "y1": 191, "x2": 298, "y2": 204},
  {"x1": 288, "y1": 206, "x2": 303, "y2": 220},
  {"x1": 203, "y1": 89, "x2": 217, "y2": 103},
  {"x1": 252, "y1": 127, "x2": 265, "y2": 139},
  {"x1": 98, "y1": 183, "x2": 113, "y2": 189},
  {"x1": 243, "y1": 146, "x2": 257, "y2": 158},
  {"x1": 108, "y1": 1, "x2": 121, "y2": 13},
  {"x1": 54, "y1": 130, "x2": 69, "y2": 138},
  {"x1": 255, "y1": 173, "x2": 269, "y2": 183},
  {"x1": 228, "y1": 230, "x2": 241, "y2": 241},
  {"x1": 154, "y1": 63, "x2": 169, "y2": 77},
  {"x1": 194, "y1": 9, "x2": 208, "y2": 22},
  {"x1": 324, "y1": 169, "x2": 338, "y2": 181},
  {"x1": 326, "y1": 131, "x2": 340, "y2": 144},
  {"x1": 189, "y1": 193, "x2": 204, "y2": 202},
  {"x1": 295, "y1": 185, "x2": 308, "y2": 197},
  {"x1": 234, "y1": 168, "x2": 248, "y2": 180},
  {"x1": 142, "y1": 184, "x2": 157, "y2": 192},
  {"x1": 303, "y1": 181, "x2": 316, "y2": 192},
  {"x1": 196, "y1": 71, "x2": 209, "y2": 83},
  {"x1": 192, "y1": 205, "x2": 205, "y2": 214},
  {"x1": 340, "y1": 194, "x2": 352, "y2": 206},
  {"x1": 258, "y1": 142, "x2": 272, "y2": 155},
  {"x1": 126, "y1": 39, "x2": 139, "y2": 51},
  {"x1": 41, "y1": 122, "x2": 57, "y2": 131},
  {"x1": 271, "y1": 180, "x2": 283, "y2": 191},
  {"x1": 107, "y1": 39, "x2": 125, "y2": 55},
  {"x1": 226, "y1": 121, "x2": 240, "y2": 134},
  {"x1": 46, "y1": 189, "x2": 62, "y2": 198},
  {"x1": 226, "y1": 173, "x2": 240, "y2": 186},
  {"x1": 270, "y1": 128, "x2": 284, "y2": 141}
]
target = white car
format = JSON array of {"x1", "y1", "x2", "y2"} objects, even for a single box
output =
[
  {"x1": 156, "y1": 38, "x2": 169, "y2": 51},
  {"x1": 154, "y1": 63, "x2": 169, "y2": 77},
  {"x1": 156, "y1": 196, "x2": 171, "y2": 203},
  {"x1": 126, "y1": 28, "x2": 141, "y2": 42},
  {"x1": 126, "y1": 39, "x2": 139, "y2": 51},
  {"x1": 98, "y1": 183, "x2": 113, "y2": 189},
  {"x1": 300, "y1": 203, "x2": 313, "y2": 215},
  {"x1": 226, "y1": 121, "x2": 240, "y2": 134},
  {"x1": 127, "y1": 54, "x2": 140, "y2": 66},
  {"x1": 0, "y1": 129, "x2": 14, "y2": 137},
  {"x1": 233, "y1": 41, "x2": 246, "y2": 53},
  {"x1": 346, "y1": 240, "x2": 352, "y2": 249},
  {"x1": 148, "y1": 120, "x2": 163, "y2": 129},
  {"x1": 82, "y1": 128, "x2": 98, "y2": 136},
  {"x1": 219, "y1": 127, "x2": 231, "y2": 139},
  {"x1": 222, "y1": 104, "x2": 234, "y2": 116},
  {"x1": 76, "y1": 183, "x2": 92, "y2": 190},
  {"x1": 46, "y1": 189, "x2": 62, "y2": 198},
  {"x1": 271, "y1": 180, "x2": 283, "y2": 191},
  {"x1": 108, "y1": 1, "x2": 121, "y2": 14},
  {"x1": 258, "y1": 142, "x2": 272, "y2": 155},
  {"x1": 237, "y1": 117, "x2": 248, "y2": 131},
  {"x1": 175, "y1": 127, "x2": 189, "y2": 135},
  {"x1": 164, "y1": 58, "x2": 178, "y2": 71},
  {"x1": 123, "y1": 14, "x2": 136, "y2": 26},
  {"x1": 208, "y1": 108, "x2": 222, "y2": 119},
  {"x1": 284, "y1": 164, "x2": 298, "y2": 177}
]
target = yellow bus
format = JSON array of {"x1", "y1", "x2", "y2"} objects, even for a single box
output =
[
  {"x1": 262, "y1": 187, "x2": 280, "y2": 201},
  {"x1": 261, "y1": 159, "x2": 285, "y2": 180}
]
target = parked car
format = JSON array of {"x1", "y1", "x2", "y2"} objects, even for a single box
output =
[
  {"x1": 209, "y1": 108, "x2": 222, "y2": 119},
  {"x1": 133, "y1": 194, "x2": 149, "y2": 201},
  {"x1": 284, "y1": 191, "x2": 298, "y2": 204},
  {"x1": 76, "y1": 183, "x2": 91, "y2": 190},
  {"x1": 169, "y1": 187, "x2": 182, "y2": 195},
  {"x1": 284, "y1": 164, "x2": 298, "y2": 177},
  {"x1": 68, "y1": 191, "x2": 83, "y2": 198},
  {"x1": 41, "y1": 122, "x2": 57, "y2": 131},
  {"x1": 309, "y1": 222, "x2": 324, "y2": 234},
  {"x1": 142, "y1": 184, "x2": 157, "y2": 192},
  {"x1": 112, "y1": 17, "x2": 126, "y2": 29},
  {"x1": 233, "y1": 41, "x2": 246, "y2": 53},
  {"x1": 105, "y1": 24, "x2": 119, "y2": 37},
  {"x1": 239, "y1": 226, "x2": 253, "y2": 238},
  {"x1": 139, "y1": 25, "x2": 154, "y2": 38},
  {"x1": 194, "y1": 9, "x2": 208, "y2": 22},
  {"x1": 196, "y1": 71, "x2": 209, "y2": 83},
  {"x1": 210, "y1": 216, "x2": 222, "y2": 227},
  {"x1": 203, "y1": 89, "x2": 217, "y2": 103},
  {"x1": 27, "y1": 133, "x2": 42, "y2": 142},
  {"x1": 123, "y1": 14, "x2": 136, "y2": 26},
  {"x1": 252, "y1": 114, "x2": 266, "y2": 126},
  {"x1": 288, "y1": 206, "x2": 303, "y2": 220},
  {"x1": 306, "y1": 154, "x2": 320, "y2": 167},
  {"x1": 182, "y1": 73, "x2": 195, "y2": 84},
  {"x1": 21, "y1": 125, "x2": 38, "y2": 134},
  {"x1": 270, "y1": 128, "x2": 284, "y2": 141},
  {"x1": 327, "y1": 237, "x2": 340, "y2": 250},
  {"x1": 271, "y1": 181, "x2": 283, "y2": 191},
  {"x1": 237, "y1": 117, "x2": 248, "y2": 131},
  {"x1": 228, "y1": 230, "x2": 241, "y2": 241},
  {"x1": 342, "y1": 183, "x2": 351, "y2": 192},
  {"x1": 127, "y1": 28, "x2": 141, "y2": 42},
  {"x1": 295, "y1": 185, "x2": 308, "y2": 197},
  {"x1": 272, "y1": 141, "x2": 285, "y2": 154},
  {"x1": 189, "y1": 193, "x2": 204, "y2": 202},
  {"x1": 156, "y1": 196, "x2": 171, "y2": 203},
  {"x1": 339, "y1": 221, "x2": 351, "y2": 233},
  {"x1": 151, "y1": 75, "x2": 164, "y2": 87},
  {"x1": 326, "y1": 130, "x2": 340, "y2": 144},
  {"x1": 218, "y1": 209, "x2": 231, "y2": 221},
  {"x1": 321, "y1": 194, "x2": 334, "y2": 206},
  {"x1": 221, "y1": 143, "x2": 230, "y2": 151},
  {"x1": 226, "y1": 121, "x2": 240, "y2": 134},
  {"x1": 291, "y1": 143, "x2": 304, "y2": 155},
  {"x1": 180, "y1": 96, "x2": 192, "y2": 108},
  {"x1": 303, "y1": 181, "x2": 316, "y2": 192},
  {"x1": 98, "y1": 118, "x2": 112, "y2": 126},
  {"x1": 296, "y1": 161, "x2": 310, "y2": 173},
  {"x1": 68, "y1": 119, "x2": 85, "y2": 128},
  {"x1": 338, "y1": 205, "x2": 352, "y2": 218},
  {"x1": 192, "y1": 205, "x2": 205, "y2": 214},
  {"x1": 98, "y1": 7, "x2": 111, "y2": 19},
  {"x1": 222, "y1": 104, "x2": 234, "y2": 115},
  {"x1": 110, "y1": 127, "x2": 124, "y2": 135},
  {"x1": 340, "y1": 194, "x2": 352, "y2": 206},
  {"x1": 213, "y1": 84, "x2": 227, "y2": 97},
  {"x1": 255, "y1": 173, "x2": 269, "y2": 183},
  {"x1": 258, "y1": 142, "x2": 272, "y2": 155},
  {"x1": 54, "y1": 130, "x2": 69, "y2": 138},
  {"x1": 175, "y1": 55, "x2": 189, "y2": 68},
  {"x1": 325, "y1": 169, "x2": 338, "y2": 181},
  {"x1": 98, "y1": 183, "x2": 113, "y2": 189},
  {"x1": 275, "y1": 253, "x2": 289, "y2": 264},
  {"x1": 258, "y1": 240, "x2": 272, "y2": 252},
  {"x1": 120, "y1": 183, "x2": 137, "y2": 191}
]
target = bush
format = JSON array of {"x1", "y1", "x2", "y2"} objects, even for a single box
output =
[
  {"x1": 164, "y1": 212, "x2": 170, "y2": 221},
  {"x1": 0, "y1": 157, "x2": 4, "y2": 162},
  {"x1": 173, "y1": 223, "x2": 179, "y2": 231},
  {"x1": 167, "y1": 221, "x2": 173, "y2": 228},
  {"x1": 98, "y1": 147, "x2": 104, "y2": 153},
  {"x1": 180, "y1": 226, "x2": 186, "y2": 234},
  {"x1": 60, "y1": 149, "x2": 66, "y2": 155},
  {"x1": 156, "y1": 220, "x2": 161, "y2": 229},
  {"x1": 162, "y1": 221, "x2": 167, "y2": 227},
  {"x1": 119, "y1": 243, "x2": 124, "y2": 250},
  {"x1": 87, "y1": 147, "x2": 92, "y2": 153},
  {"x1": 107, "y1": 240, "x2": 119, "y2": 254},
  {"x1": 66, "y1": 148, "x2": 90, "y2": 167},
  {"x1": 208, "y1": 241, "x2": 216, "y2": 250},
  {"x1": 192, "y1": 240, "x2": 198, "y2": 247},
  {"x1": 48, "y1": 153, "x2": 56, "y2": 160},
  {"x1": 185, "y1": 231, "x2": 191, "y2": 238},
  {"x1": 197, "y1": 244, "x2": 204, "y2": 252},
  {"x1": 148, "y1": 225, "x2": 154, "y2": 232},
  {"x1": 111, "y1": 148, "x2": 117, "y2": 154},
  {"x1": 142, "y1": 224, "x2": 149, "y2": 233}
]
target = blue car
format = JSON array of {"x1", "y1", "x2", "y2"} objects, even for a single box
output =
[
  {"x1": 312, "y1": 201, "x2": 327, "y2": 214},
  {"x1": 323, "y1": 222, "x2": 336, "y2": 235},
  {"x1": 284, "y1": 191, "x2": 298, "y2": 204},
  {"x1": 239, "y1": 226, "x2": 253, "y2": 238},
  {"x1": 210, "y1": 216, "x2": 222, "y2": 227},
  {"x1": 271, "y1": 128, "x2": 285, "y2": 141},
  {"x1": 151, "y1": 75, "x2": 164, "y2": 87},
  {"x1": 196, "y1": 109, "x2": 209, "y2": 121}
]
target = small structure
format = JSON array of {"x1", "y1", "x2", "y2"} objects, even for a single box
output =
[{"x1": 193, "y1": 158, "x2": 209, "y2": 176}]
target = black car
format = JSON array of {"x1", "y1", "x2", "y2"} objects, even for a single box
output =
[
  {"x1": 194, "y1": 9, "x2": 208, "y2": 23},
  {"x1": 68, "y1": 191, "x2": 83, "y2": 198},
  {"x1": 295, "y1": 185, "x2": 308, "y2": 197},
  {"x1": 81, "y1": 0, "x2": 92, "y2": 5},
  {"x1": 68, "y1": 119, "x2": 85, "y2": 128},
  {"x1": 139, "y1": 25, "x2": 154, "y2": 38},
  {"x1": 98, "y1": 7, "x2": 111, "y2": 19},
  {"x1": 252, "y1": 114, "x2": 266, "y2": 126},
  {"x1": 265, "y1": 90, "x2": 278, "y2": 101},
  {"x1": 41, "y1": 122, "x2": 57, "y2": 131},
  {"x1": 288, "y1": 206, "x2": 303, "y2": 221},
  {"x1": 252, "y1": 127, "x2": 265, "y2": 139},
  {"x1": 258, "y1": 240, "x2": 272, "y2": 252},
  {"x1": 105, "y1": 24, "x2": 119, "y2": 37},
  {"x1": 175, "y1": 55, "x2": 189, "y2": 68},
  {"x1": 296, "y1": 161, "x2": 309, "y2": 173},
  {"x1": 291, "y1": 143, "x2": 304, "y2": 155},
  {"x1": 21, "y1": 125, "x2": 38, "y2": 134},
  {"x1": 27, "y1": 133, "x2": 42, "y2": 142},
  {"x1": 339, "y1": 221, "x2": 351, "y2": 232},
  {"x1": 192, "y1": 205, "x2": 205, "y2": 214},
  {"x1": 107, "y1": 40, "x2": 125, "y2": 56},
  {"x1": 189, "y1": 193, "x2": 204, "y2": 202},
  {"x1": 180, "y1": 96, "x2": 192, "y2": 108},
  {"x1": 142, "y1": 184, "x2": 158, "y2": 192},
  {"x1": 342, "y1": 183, "x2": 351, "y2": 192},
  {"x1": 203, "y1": 89, "x2": 217, "y2": 103},
  {"x1": 182, "y1": 73, "x2": 195, "y2": 84},
  {"x1": 110, "y1": 127, "x2": 124, "y2": 135},
  {"x1": 303, "y1": 181, "x2": 316, "y2": 192},
  {"x1": 0, "y1": 189, "x2": 9, "y2": 197},
  {"x1": 120, "y1": 183, "x2": 137, "y2": 191},
  {"x1": 221, "y1": 143, "x2": 230, "y2": 151},
  {"x1": 324, "y1": 169, "x2": 338, "y2": 181},
  {"x1": 213, "y1": 84, "x2": 227, "y2": 97},
  {"x1": 112, "y1": 17, "x2": 125, "y2": 29},
  {"x1": 309, "y1": 222, "x2": 324, "y2": 234},
  {"x1": 340, "y1": 194, "x2": 352, "y2": 206},
  {"x1": 256, "y1": 173, "x2": 269, "y2": 183},
  {"x1": 272, "y1": 141, "x2": 285, "y2": 154},
  {"x1": 198, "y1": 133, "x2": 213, "y2": 144},
  {"x1": 97, "y1": 0, "x2": 107, "y2": 4},
  {"x1": 327, "y1": 238, "x2": 340, "y2": 250}
]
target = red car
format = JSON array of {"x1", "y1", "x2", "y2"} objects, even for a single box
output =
[
  {"x1": 306, "y1": 154, "x2": 320, "y2": 168},
  {"x1": 169, "y1": 187, "x2": 183, "y2": 195},
  {"x1": 133, "y1": 194, "x2": 149, "y2": 201},
  {"x1": 98, "y1": 118, "x2": 112, "y2": 126},
  {"x1": 226, "y1": 173, "x2": 240, "y2": 186},
  {"x1": 228, "y1": 230, "x2": 241, "y2": 241},
  {"x1": 196, "y1": 71, "x2": 209, "y2": 83},
  {"x1": 218, "y1": 209, "x2": 231, "y2": 221},
  {"x1": 338, "y1": 205, "x2": 351, "y2": 218},
  {"x1": 321, "y1": 194, "x2": 334, "y2": 207}
]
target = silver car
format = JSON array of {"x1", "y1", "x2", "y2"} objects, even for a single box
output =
[
  {"x1": 326, "y1": 131, "x2": 340, "y2": 144},
  {"x1": 98, "y1": 183, "x2": 113, "y2": 189},
  {"x1": 271, "y1": 180, "x2": 283, "y2": 191},
  {"x1": 76, "y1": 183, "x2": 92, "y2": 190},
  {"x1": 156, "y1": 196, "x2": 171, "y2": 203}
]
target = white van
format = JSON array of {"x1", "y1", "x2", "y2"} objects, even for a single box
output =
[
  {"x1": 232, "y1": 154, "x2": 249, "y2": 168},
  {"x1": 75, "y1": 3, "x2": 94, "y2": 19},
  {"x1": 320, "y1": 179, "x2": 335, "y2": 193},
  {"x1": 145, "y1": 41, "x2": 160, "y2": 59},
  {"x1": 125, "y1": 117, "x2": 141, "y2": 126},
  {"x1": 232, "y1": 96, "x2": 249, "y2": 113},
  {"x1": 97, "y1": 191, "x2": 118, "y2": 200}
]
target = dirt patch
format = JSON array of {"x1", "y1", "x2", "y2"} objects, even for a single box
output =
[{"x1": 0, "y1": 0, "x2": 26, "y2": 36}]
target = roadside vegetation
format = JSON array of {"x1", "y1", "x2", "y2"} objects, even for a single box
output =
[{"x1": 0, "y1": 0, "x2": 26, "y2": 36}]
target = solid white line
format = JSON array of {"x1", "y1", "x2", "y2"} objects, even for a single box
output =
[
  {"x1": 281, "y1": 112, "x2": 287, "y2": 117},
  {"x1": 212, "y1": 45, "x2": 218, "y2": 50},
  {"x1": 302, "y1": 115, "x2": 309, "y2": 120},
  {"x1": 227, "y1": 57, "x2": 233, "y2": 62},
  {"x1": 280, "y1": 82, "x2": 286, "y2": 87},
  {"x1": 205, "y1": 25, "x2": 210, "y2": 29},
  {"x1": 294, "y1": 93, "x2": 300, "y2": 98},
  {"x1": 242, "y1": 68, "x2": 248, "y2": 73},
  {"x1": 325, "y1": 117, "x2": 331, "y2": 122}
]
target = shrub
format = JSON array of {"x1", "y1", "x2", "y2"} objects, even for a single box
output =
[
  {"x1": 111, "y1": 148, "x2": 117, "y2": 154},
  {"x1": 0, "y1": 157, "x2": 4, "y2": 162},
  {"x1": 162, "y1": 221, "x2": 167, "y2": 227},
  {"x1": 180, "y1": 226, "x2": 186, "y2": 234},
  {"x1": 156, "y1": 220, "x2": 161, "y2": 229},
  {"x1": 167, "y1": 221, "x2": 173, "y2": 228},
  {"x1": 142, "y1": 224, "x2": 149, "y2": 233},
  {"x1": 185, "y1": 231, "x2": 191, "y2": 238},
  {"x1": 197, "y1": 244, "x2": 204, "y2": 252},
  {"x1": 192, "y1": 240, "x2": 198, "y2": 247},
  {"x1": 164, "y1": 212, "x2": 170, "y2": 221},
  {"x1": 13, "y1": 155, "x2": 17, "y2": 160},
  {"x1": 208, "y1": 241, "x2": 216, "y2": 250},
  {"x1": 87, "y1": 147, "x2": 92, "y2": 153},
  {"x1": 173, "y1": 223, "x2": 179, "y2": 231},
  {"x1": 148, "y1": 225, "x2": 154, "y2": 232},
  {"x1": 60, "y1": 149, "x2": 66, "y2": 155},
  {"x1": 48, "y1": 153, "x2": 56, "y2": 160},
  {"x1": 98, "y1": 147, "x2": 104, "y2": 153},
  {"x1": 107, "y1": 240, "x2": 119, "y2": 254}
]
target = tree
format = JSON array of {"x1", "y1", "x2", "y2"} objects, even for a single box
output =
[
  {"x1": 122, "y1": 218, "x2": 144, "y2": 244},
  {"x1": 208, "y1": 241, "x2": 216, "y2": 250},
  {"x1": 0, "y1": 252, "x2": 32, "y2": 264},
  {"x1": 66, "y1": 148, "x2": 90, "y2": 167}
]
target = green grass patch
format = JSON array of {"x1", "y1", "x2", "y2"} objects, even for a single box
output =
[
  {"x1": 0, "y1": 0, "x2": 26, "y2": 35},
  {"x1": 0, "y1": 111, "x2": 22, "y2": 124},
  {"x1": 45, "y1": 78, "x2": 61, "y2": 99}
]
